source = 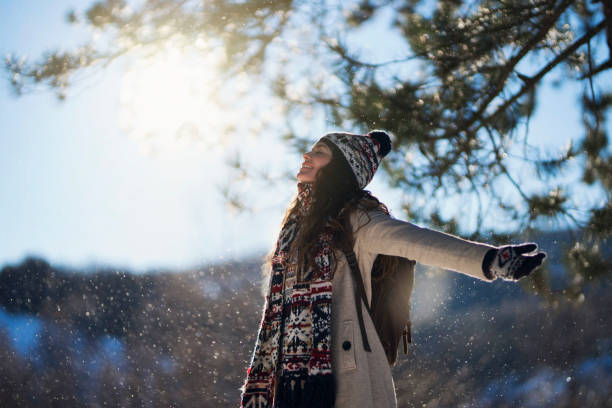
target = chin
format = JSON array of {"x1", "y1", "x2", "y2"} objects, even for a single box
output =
[{"x1": 296, "y1": 173, "x2": 312, "y2": 183}]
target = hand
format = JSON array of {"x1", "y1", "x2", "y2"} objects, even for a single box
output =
[{"x1": 483, "y1": 243, "x2": 547, "y2": 281}]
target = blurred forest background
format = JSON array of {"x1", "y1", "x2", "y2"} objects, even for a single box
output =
[
  {"x1": 2, "y1": 0, "x2": 612, "y2": 406},
  {"x1": 1, "y1": 238, "x2": 611, "y2": 407}
]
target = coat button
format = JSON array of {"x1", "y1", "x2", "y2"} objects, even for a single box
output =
[{"x1": 342, "y1": 340, "x2": 351, "y2": 351}]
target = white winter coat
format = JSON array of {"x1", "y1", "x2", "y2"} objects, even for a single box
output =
[{"x1": 330, "y1": 208, "x2": 495, "y2": 407}]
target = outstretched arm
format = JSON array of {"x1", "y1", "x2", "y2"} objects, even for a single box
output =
[{"x1": 351, "y1": 209, "x2": 546, "y2": 282}]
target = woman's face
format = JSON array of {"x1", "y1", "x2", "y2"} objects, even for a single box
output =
[{"x1": 297, "y1": 142, "x2": 333, "y2": 183}]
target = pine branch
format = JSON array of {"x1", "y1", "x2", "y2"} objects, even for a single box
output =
[
  {"x1": 579, "y1": 58, "x2": 612, "y2": 78},
  {"x1": 477, "y1": 20, "x2": 607, "y2": 136},
  {"x1": 323, "y1": 38, "x2": 417, "y2": 69},
  {"x1": 440, "y1": 0, "x2": 575, "y2": 141}
]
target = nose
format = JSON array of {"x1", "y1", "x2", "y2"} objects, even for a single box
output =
[{"x1": 303, "y1": 151, "x2": 312, "y2": 161}]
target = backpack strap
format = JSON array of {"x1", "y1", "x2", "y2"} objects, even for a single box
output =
[
  {"x1": 342, "y1": 247, "x2": 372, "y2": 353},
  {"x1": 403, "y1": 322, "x2": 411, "y2": 353}
]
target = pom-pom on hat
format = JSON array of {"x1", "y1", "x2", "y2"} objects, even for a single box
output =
[{"x1": 319, "y1": 130, "x2": 392, "y2": 189}]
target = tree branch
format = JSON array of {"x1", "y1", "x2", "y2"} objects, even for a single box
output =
[
  {"x1": 323, "y1": 38, "x2": 416, "y2": 69},
  {"x1": 579, "y1": 58, "x2": 612, "y2": 78},
  {"x1": 441, "y1": 0, "x2": 575, "y2": 141},
  {"x1": 477, "y1": 19, "x2": 607, "y2": 136}
]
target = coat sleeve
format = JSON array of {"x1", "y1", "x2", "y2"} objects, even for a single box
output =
[{"x1": 350, "y1": 208, "x2": 496, "y2": 281}]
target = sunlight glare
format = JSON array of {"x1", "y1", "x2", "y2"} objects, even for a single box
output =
[{"x1": 119, "y1": 45, "x2": 237, "y2": 157}]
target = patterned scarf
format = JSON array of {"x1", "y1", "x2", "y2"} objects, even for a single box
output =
[{"x1": 241, "y1": 182, "x2": 335, "y2": 408}]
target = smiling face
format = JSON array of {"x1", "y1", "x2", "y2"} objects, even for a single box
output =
[{"x1": 297, "y1": 142, "x2": 333, "y2": 183}]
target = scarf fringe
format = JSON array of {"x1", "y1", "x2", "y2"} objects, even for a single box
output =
[{"x1": 274, "y1": 374, "x2": 335, "y2": 408}]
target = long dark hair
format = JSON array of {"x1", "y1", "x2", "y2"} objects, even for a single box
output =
[{"x1": 271, "y1": 141, "x2": 393, "y2": 282}]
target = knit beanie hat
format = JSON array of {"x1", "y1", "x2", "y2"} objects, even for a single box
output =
[{"x1": 320, "y1": 130, "x2": 392, "y2": 189}]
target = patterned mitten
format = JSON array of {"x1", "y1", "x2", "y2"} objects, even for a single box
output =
[{"x1": 482, "y1": 243, "x2": 546, "y2": 281}]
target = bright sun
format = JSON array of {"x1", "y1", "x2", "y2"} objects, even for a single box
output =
[{"x1": 119, "y1": 43, "x2": 240, "y2": 157}]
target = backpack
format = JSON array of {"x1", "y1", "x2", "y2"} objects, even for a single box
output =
[{"x1": 342, "y1": 249, "x2": 416, "y2": 366}]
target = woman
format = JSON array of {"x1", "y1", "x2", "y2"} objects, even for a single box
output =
[{"x1": 240, "y1": 131, "x2": 546, "y2": 408}]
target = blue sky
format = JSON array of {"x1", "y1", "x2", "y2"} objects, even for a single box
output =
[
  {"x1": 0, "y1": 1, "x2": 298, "y2": 271},
  {"x1": 1, "y1": 2, "x2": 610, "y2": 272}
]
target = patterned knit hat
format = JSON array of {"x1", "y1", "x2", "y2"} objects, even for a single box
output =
[{"x1": 320, "y1": 130, "x2": 392, "y2": 189}]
